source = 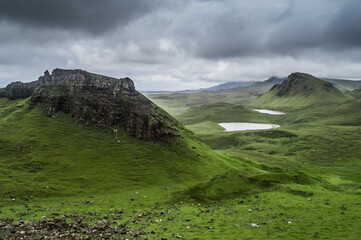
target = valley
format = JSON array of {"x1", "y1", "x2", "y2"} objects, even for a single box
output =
[
  {"x1": 0, "y1": 71, "x2": 360, "y2": 239},
  {"x1": 1, "y1": 1, "x2": 361, "y2": 239},
  {"x1": 148, "y1": 73, "x2": 361, "y2": 239}
]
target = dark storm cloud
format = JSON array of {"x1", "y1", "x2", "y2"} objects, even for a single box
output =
[
  {"x1": 1, "y1": 0, "x2": 361, "y2": 90},
  {"x1": 0, "y1": 0, "x2": 162, "y2": 34},
  {"x1": 1, "y1": 0, "x2": 360, "y2": 58},
  {"x1": 190, "y1": 0, "x2": 361, "y2": 59},
  {"x1": 327, "y1": 0, "x2": 361, "y2": 48}
]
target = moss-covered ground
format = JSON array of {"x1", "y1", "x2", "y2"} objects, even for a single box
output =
[{"x1": 1, "y1": 96, "x2": 361, "y2": 239}]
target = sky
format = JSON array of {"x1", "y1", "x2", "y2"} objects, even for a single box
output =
[{"x1": 0, "y1": 0, "x2": 361, "y2": 91}]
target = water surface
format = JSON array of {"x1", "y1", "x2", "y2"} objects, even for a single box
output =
[
  {"x1": 253, "y1": 109, "x2": 286, "y2": 115},
  {"x1": 219, "y1": 122, "x2": 280, "y2": 131}
]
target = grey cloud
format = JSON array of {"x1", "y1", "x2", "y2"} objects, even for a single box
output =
[
  {"x1": 0, "y1": 0, "x2": 162, "y2": 34},
  {"x1": 187, "y1": 0, "x2": 361, "y2": 59},
  {"x1": 1, "y1": 0, "x2": 361, "y2": 90},
  {"x1": 327, "y1": 0, "x2": 361, "y2": 48}
]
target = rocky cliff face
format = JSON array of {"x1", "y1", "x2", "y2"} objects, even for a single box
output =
[{"x1": 1, "y1": 69, "x2": 179, "y2": 141}]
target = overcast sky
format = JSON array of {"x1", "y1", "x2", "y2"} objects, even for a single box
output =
[{"x1": 0, "y1": 0, "x2": 361, "y2": 90}]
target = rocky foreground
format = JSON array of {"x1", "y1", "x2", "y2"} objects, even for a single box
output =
[
  {"x1": 0, "y1": 213, "x2": 166, "y2": 240},
  {"x1": 0, "y1": 217, "x2": 129, "y2": 240}
]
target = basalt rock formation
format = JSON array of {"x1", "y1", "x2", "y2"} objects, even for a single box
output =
[{"x1": 0, "y1": 69, "x2": 178, "y2": 141}]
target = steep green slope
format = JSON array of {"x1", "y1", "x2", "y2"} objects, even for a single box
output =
[
  {"x1": 277, "y1": 96, "x2": 361, "y2": 126},
  {"x1": 348, "y1": 88, "x2": 361, "y2": 98},
  {"x1": 252, "y1": 73, "x2": 352, "y2": 110},
  {"x1": 0, "y1": 97, "x2": 231, "y2": 199}
]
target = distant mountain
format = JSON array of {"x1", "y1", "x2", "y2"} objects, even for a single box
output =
[
  {"x1": 252, "y1": 72, "x2": 352, "y2": 110},
  {"x1": 142, "y1": 81, "x2": 257, "y2": 94},
  {"x1": 146, "y1": 76, "x2": 287, "y2": 112},
  {"x1": 186, "y1": 77, "x2": 282, "y2": 93},
  {"x1": 252, "y1": 76, "x2": 286, "y2": 87},
  {"x1": 200, "y1": 81, "x2": 256, "y2": 91},
  {"x1": 321, "y1": 78, "x2": 361, "y2": 92},
  {"x1": 142, "y1": 76, "x2": 361, "y2": 95}
]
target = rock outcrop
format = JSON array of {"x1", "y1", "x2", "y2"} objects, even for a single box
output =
[
  {"x1": 0, "y1": 77, "x2": 46, "y2": 100},
  {"x1": 0, "y1": 69, "x2": 178, "y2": 141}
]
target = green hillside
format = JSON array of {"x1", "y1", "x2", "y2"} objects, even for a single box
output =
[
  {"x1": 178, "y1": 102, "x2": 273, "y2": 125},
  {"x1": 1, "y1": 97, "x2": 341, "y2": 239},
  {"x1": 1, "y1": 70, "x2": 360, "y2": 239},
  {"x1": 146, "y1": 77, "x2": 284, "y2": 117},
  {"x1": 172, "y1": 94, "x2": 361, "y2": 239},
  {"x1": 348, "y1": 88, "x2": 361, "y2": 98},
  {"x1": 252, "y1": 73, "x2": 352, "y2": 110},
  {"x1": 322, "y1": 78, "x2": 361, "y2": 92},
  {"x1": 0, "y1": 97, "x2": 232, "y2": 200}
]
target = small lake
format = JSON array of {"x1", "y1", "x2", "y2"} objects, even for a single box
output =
[
  {"x1": 253, "y1": 109, "x2": 286, "y2": 115},
  {"x1": 219, "y1": 122, "x2": 280, "y2": 131}
]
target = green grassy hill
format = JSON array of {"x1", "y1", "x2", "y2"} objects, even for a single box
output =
[
  {"x1": 348, "y1": 88, "x2": 361, "y2": 98},
  {"x1": 252, "y1": 73, "x2": 352, "y2": 111},
  {"x1": 170, "y1": 95, "x2": 361, "y2": 239},
  {"x1": 1, "y1": 71, "x2": 361, "y2": 239},
  {"x1": 2, "y1": 97, "x2": 345, "y2": 239},
  {"x1": 0, "y1": 97, "x2": 233, "y2": 200},
  {"x1": 177, "y1": 102, "x2": 273, "y2": 125},
  {"x1": 147, "y1": 77, "x2": 284, "y2": 117}
]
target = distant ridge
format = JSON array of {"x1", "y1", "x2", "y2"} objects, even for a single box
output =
[
  {"x1": 142, "y1": 81, "x2": 257, "y2": 94},
  {"x1": 321, "y1": 78, "x2": 361, "y2": 92},
  {"x1": 252, "y1": 76, "x2": 286, "y2": 87}
]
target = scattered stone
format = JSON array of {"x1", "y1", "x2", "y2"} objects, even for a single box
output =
[
  {"x1": 250, "y1": 223, "x2": 259, "y2": 228},
  {"x1": 0, "y1": 216, "x2": 134, "y2": 239}
]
